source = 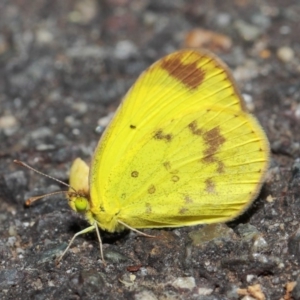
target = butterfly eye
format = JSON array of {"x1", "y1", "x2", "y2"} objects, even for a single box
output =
[{"x1": 74, "y1": 197, "x2": 89, "y2": 213}]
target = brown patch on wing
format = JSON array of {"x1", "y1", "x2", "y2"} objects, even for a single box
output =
[
  {"x1": 171, "y1": 175, "x2": 180, "y2": 182},
  {"x1": 131, "y1": 171, "x2": 139, "y2": 178},
  {"x1": 148, "y1": 185, "x2": 156, "y2": 194},
  {"x1": 184, "y1": 195, "x2": 193, "y2": 204},
  {"x1": 163, "y1": 162, "x2": 179, "y2": 176},
  {"x1": 201, "y1": 126, "x2": 226, "y2": 173},
  {"x1": 154, "y1": 130, "x2": 172, "y2": 142},
  {"x1": 205, "y1": 178, "x2": 216, "y2": 194},
  {"x1": 188, "y1": 120, "x2": 203, "y2": 135},
  {"x1": 160, "y1": 53, "x2": 205, "y2": 90},
  {"x1": 217, "y1": 161, "x2": 225, "y2": 173},
  {"x1": 163, "y1": 161, "x2": 171, "y2": 171},
  {"x1": 179, "y1": 207, "x2": 188, "y2": 214},
  {"x1": 188, "y1": 121, "x2": 226, "y2": 173}
]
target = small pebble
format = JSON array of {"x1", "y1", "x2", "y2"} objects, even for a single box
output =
[
  {"x1": 0, "y1": 115, "x2": 18, "y2": 129},
  {"x1": 277, "y1": 46, "x2": 294, "y2": 63},
  {"x1": 172, "y1": 276, "x2": 196, "y2": 290}
]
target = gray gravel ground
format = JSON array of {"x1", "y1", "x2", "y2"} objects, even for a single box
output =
[{"x1": 1, "y1": 1, "x2": 300, "y2": 299}]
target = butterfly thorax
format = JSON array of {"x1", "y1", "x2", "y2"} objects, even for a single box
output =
[{"x1": 87, "y1": 206, "x2": 124, "y2": 233}]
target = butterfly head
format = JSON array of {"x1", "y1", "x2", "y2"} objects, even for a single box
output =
[
  {"x1": 14, "y1": 159, "x2": 92, "y2": 216},
  {"x1": 68, "y1": 191, "x2": 90, "y2": 214}
]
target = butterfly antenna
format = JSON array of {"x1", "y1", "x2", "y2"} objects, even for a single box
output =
[
  {"x1": 25, "y1": 190, "x2": 70, "y2": 206},
  {"x1": 13, "y1": 160, "x2": 78, "y2": 203}
]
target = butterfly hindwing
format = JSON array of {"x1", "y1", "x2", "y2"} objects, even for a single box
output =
[{"x1": 103, "y1": 105, "x2": 269, "y2": 228}]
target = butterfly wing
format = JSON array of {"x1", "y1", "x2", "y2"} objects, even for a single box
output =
[
  {"x1": 89, "y1": 49, "x2": 269, "y2": 229},
  {"x1": 107, "y1": 106, "x2": 269, "y2": 227}
]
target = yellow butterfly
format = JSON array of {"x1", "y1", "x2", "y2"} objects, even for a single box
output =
[{"x1": 18, "y1": 49, "x2": 270, "y2": 264}]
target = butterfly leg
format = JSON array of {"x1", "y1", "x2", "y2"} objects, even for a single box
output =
[
  {"x1": 56, "y1": 223, "x2": 105, "y2": 264},
  {"x1": 94, "y1": 221, "x2": 106, "y2": 265},
  {"x1": 117, "y1": 220, "x2": 156, "y2": 238}
]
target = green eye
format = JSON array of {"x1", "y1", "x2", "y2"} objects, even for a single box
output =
[{"x1": 74, "y1": 197, "x2": 88, "y2": 212}]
